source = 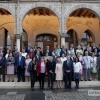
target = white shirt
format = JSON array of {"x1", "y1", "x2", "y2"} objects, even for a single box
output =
[
  {"x1": 60, "y1": 57, "x2": 66, "y2": 64},
  {"x1": 22, "y1": 53, "x2": 27, "y2": 58},
  {"x1": 74, "y1": 62, "x2": 82, "y2": 73},
  {"x1": 5, "y1": 54, "x2": 9, "y2": 59},
  {"x1": 41, "y1": 62, "x2": 45, "y2": 73}
]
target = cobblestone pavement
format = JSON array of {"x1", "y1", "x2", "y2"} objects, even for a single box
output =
[
  {"x1": 0, "y1": 94, "x2": 26, "y2": 100},
  {"x1": 45, "y1": 90, "x2": 100, "y2": 100}
]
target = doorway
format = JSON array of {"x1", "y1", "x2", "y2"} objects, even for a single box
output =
[{"x1": 36, "y1": 34, "x2": 57, "y2": 51}]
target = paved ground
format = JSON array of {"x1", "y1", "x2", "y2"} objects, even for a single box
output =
[{"x1": 0, "y1": 87, "x2": 100, "y2": 100}]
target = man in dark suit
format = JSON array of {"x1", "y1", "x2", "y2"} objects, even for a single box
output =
[
  {"x1": 0, "y1": 53, "x2": 6, "y2": 82},
  {"x1": 12, "y1": 46, "x2": 19, "y2": 58},
  {"x1": 47, "y1": 56, "x2": 56, "y2": 89},
  {"x1": 97, "y1": 52, "x2": 100, "y2": 80},
  {"x1": 35, "y1": 47, "x2": 43, "y2": 56},
  {"x1": 15, "y1": 52, "x2": 25, "y2": 82},
  {"x1": 91, "y1": 43, "x2": 98, "y2": 52},
  {"x1": 52, "y1": 52, "x2": 60, "y2": 62},
  {"x1": 43, "y1": 46, "x2": 52, "y2": 56},
  {"x1": 63, "y1": 55, "x2": 73, "y2": 89},
  {"x1": 25, "y1": 43, "x2": 33, "y2": 54},
  {"x1": 60, "y1": 45, "x2": 68, "y2": 57}
]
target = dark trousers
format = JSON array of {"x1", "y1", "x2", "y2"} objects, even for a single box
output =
[
  {"x1": 0, "y1": 68, "x2": 5, "y2": 82},
  {"x1": 17, "y1": 67, "x2": 25, "y2": 82},
  {"x1": 39, "y1": 73, "x2": 45, "y2": 88},
  {"x1": 75, "y1": 78, "x2": 79, "y2": 88},
  {"x1": 30, "y1": 71, "x2": 36, "y2": 89},
  {"x1": 48, "y1": 72, "x2": 54, "y2": 87},
  {"x1": 98, "y1": 68, "x2": 100, "y2": 80},
  {"x1": 65, "y1": 72, "x2": 72, "y2": 88}
]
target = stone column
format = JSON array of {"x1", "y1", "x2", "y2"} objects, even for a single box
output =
[
  {"x1": 61, "y1": 34, "x2": 66, "y2": 47},
  {"x1": 73, "y1": 30, "x2": 76, "y2": 47},
  {"x1": 78, "y1": 38, "x2": 82, "y2": 45},
  {"x1": 10, "y1": 37, "x2": 14, "y2": 51},
  {"x1": 15, "y1": 34, "x2": 21, "y2": 51}
]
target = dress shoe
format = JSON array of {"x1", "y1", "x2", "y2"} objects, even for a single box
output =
[{"x1": 88, "y1": 79, "x2": 91, "y2": 81}]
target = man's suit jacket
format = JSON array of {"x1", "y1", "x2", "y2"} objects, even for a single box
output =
[
  {"x1": 97, "y1": 56, "x2": 100, "y2": 68},
  {"x1": 35, "y1": 55, "x2": 41, "y2": 63},
  {"x1": 60, "y1": 49, "x2": 68, "y2": 57},
  {"x1": 91, "y1": 46, "x2": 98, "y2": 52},
  {"x1": 0, "y1": 57, "x2": 6, "y2": 68},
  {"x1": 43, "y1": 50, "x2": 52, "y2": 56},
  {"x1": 47, "y1": 61, "x2": 56, "y2": 73},
  {"x1": 25, "y1": 46, "x2": 33, "y2": 54},
  {"x1": 83, "y1": 56, "x2": 91, "y2": 69},
  {"x1": 15, "y1": 56, "x2": 25, "y2": 69},
  {"x1": 35, "y1": 50, "x2": 43, "y2": 56},
  {"x1": 63, "y1": 60, "x2": 73, "y2": 73},
  {"x1": 52, "y1": 56, "x2": 60, "y2": 62}
]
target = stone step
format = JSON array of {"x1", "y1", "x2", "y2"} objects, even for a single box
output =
[{"x1": 0, "y1": 81, "x2": 100, "y2": 89}]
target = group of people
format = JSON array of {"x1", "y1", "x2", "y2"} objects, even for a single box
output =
[{"x1": 0, "y1": 42, "x2": 100, "y2": 90}]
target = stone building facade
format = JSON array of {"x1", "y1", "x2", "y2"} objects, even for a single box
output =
[{"x1": 0, "y1": 0, "x2": 100, "y2": 51}]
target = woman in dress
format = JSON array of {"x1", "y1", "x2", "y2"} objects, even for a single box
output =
[
  {"x1": 73, "y1": 57, "x2": 82, "y2": 89},
  {"x1": 25, "y1": 54, "x2": 32, "y2": 81},
  {"x1": 60, "y1": 53, "x2": 66, "y2": 64},
  {"x1": 55, "y1": 58, "x2": 63, "y2": 88},
  {"x1": 6, "y1": 52, "x2": 15, "y2": 82},
  {"x1": 77, "y1": 52, "x2": 84, "y2": 81},
  {"x1": 91, "y1": 52, "x2": 97, "y2": 80},
  {"x1": 37, "y1": 57, "x2": 47, "y2": 89},
  {"x1": 28, "y1": 57, "x2": 36, "y2": 91}
]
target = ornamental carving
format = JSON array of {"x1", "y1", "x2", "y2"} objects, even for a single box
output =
[{"x1": 66, "y1": 18, "x2": 92, "y2": 29}]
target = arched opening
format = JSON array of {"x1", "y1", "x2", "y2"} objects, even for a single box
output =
[
  {"x1": 0, "y1": 28, "x2": 11, "y2": 49},
  {"x1": 22, "y1": 7, "x2": 60, "y2": 49},
  {"x1": 0, "y1": 8, "x2": 15, "y2": 49},
  {"x1": 66, "y1": 8, "x2": 100, "y2": 47},
  {"x1": 81, "y1": 30, "x2": 94, "y2": 49},
  {"x1": 36, "y1": 34, "x2": 57, "y2": 51},
  {"x1": 65, "y1": 29, "x2": 78, "y2": 48}
]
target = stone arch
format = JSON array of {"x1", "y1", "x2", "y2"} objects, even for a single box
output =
[
  {"x1": 0, "y1": 23, "x2": 15, "y2": 38},
  {"x1": 67, "y1": 23, "x2": 95, "y2": 40},
  {"x1": 64, "y1": 4, "x2": 100, "y2": 33},
  {"x1": 82, "y1": 29, "x2": 95, "y2": 43},
  {"x1": 28, "y1": 29, "x2": 60, "y2": 47},
  {"x1": 20, "y1": 3, "x2": 61, "y2": 34},
  {"x1": 0, "y1": 4, "x2": 16, "y2": 34}
]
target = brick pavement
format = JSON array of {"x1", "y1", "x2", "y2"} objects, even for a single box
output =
[
  {"x1": 44, "y1": 90, "x2": 100, "y2": 100},
  {"x1": 0, "y1": 94, "x2": 26, "y2": 100}
]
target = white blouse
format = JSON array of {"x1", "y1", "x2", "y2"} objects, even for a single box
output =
[
  {"x1": 60, "y1": 57, "x2": 66, "y2": 64},
  {"x1": 74, "y1": 62, "x2": 82, "y2": 73},
  {"x1": 41, "y1": 62, "x2": 45, "y2": 73},
  {"x1": 22, "y1": 53, "x2": 27, "y2": 58},
  {"x1": 91, "y1": 57, "x2": 97, "y2": 68}
]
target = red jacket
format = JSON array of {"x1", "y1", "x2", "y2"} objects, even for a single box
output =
[{"x1": 37, "y1": 62, "x2": 47, "y2": 74}]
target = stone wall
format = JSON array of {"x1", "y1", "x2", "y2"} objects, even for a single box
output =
[{"x1": 0, "y1": 2, "x2": 100, "y2": 47}]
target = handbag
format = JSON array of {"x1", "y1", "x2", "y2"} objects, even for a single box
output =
[{"x1": 91, "y1": 67, "x2": 97, "y2": 74}]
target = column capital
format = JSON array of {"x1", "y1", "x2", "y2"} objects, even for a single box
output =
[
  {"x1": 10, "y1": 37, "x2": 14, "y2": 40},
  {"x1": 60, "y1": 33, "x2": 66, "y2": 37},
  {"x1": 15, "y1": 34, "x2": 22, "y2": 39}
]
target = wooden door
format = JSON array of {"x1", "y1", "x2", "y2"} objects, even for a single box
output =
[{"x1": 43, "y1": 41, "x2": 54, "y2": 51}]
